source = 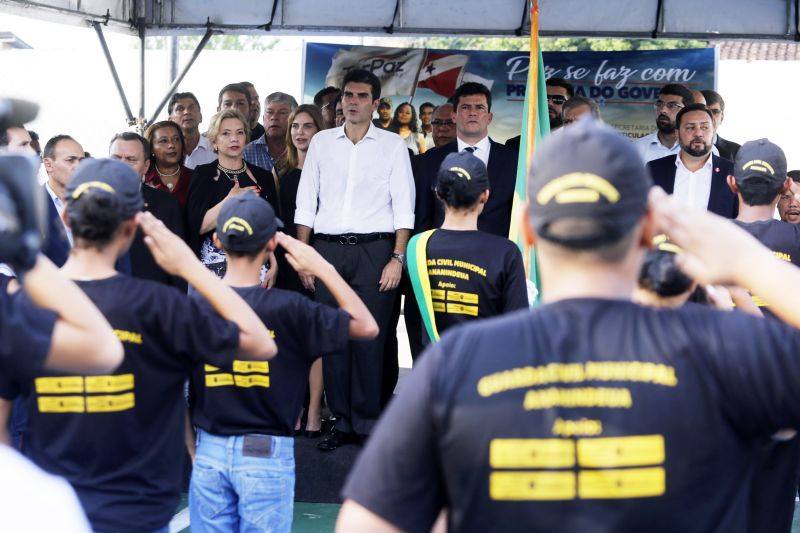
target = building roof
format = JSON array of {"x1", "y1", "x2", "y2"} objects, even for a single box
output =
[{"x1": 718, "y1": 40, "x2": 800, "y2": 61}]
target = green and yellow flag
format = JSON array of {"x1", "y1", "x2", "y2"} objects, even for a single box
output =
[{"x1": 508, "y1": 0, "x2": 550, "y2": 304}]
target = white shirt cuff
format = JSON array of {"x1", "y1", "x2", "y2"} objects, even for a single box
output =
[
  {"x1": 393, "y1": 214, "x2": 416, "y2": 231},
  {"x1": 294, "y1": 209, "x2": 316, "y2": 228}
]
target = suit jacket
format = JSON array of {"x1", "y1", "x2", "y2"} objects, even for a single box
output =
[
  {"x1": 715, "y1": 135, "x2": 741, "y2": 163},
  {"x1": 413, "y1": 139, "x2": 518, "y2": 236},
  {"x1": 41, "y1": 186, "x2": 70, "y2": 267},
  {"x1": 647, "y1": 154, "x2": 738, "y2": 219},
  {"x1": 505, "y1": 135, "x2": 521, "y2": 152},
  {"x1": 124, "y1": 185, "x2": 187, "y2": 292}
]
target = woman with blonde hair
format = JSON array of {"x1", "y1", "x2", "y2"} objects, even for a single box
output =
[{"x1": 186, "y1": 109, "x2": 279, "y2": 280}]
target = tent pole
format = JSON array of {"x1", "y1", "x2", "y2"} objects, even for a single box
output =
[
  {"x1": 146, "y1": 28, "x2": 214, "y2": 126},
  {"x1": 91, "y1": 21, "x2": 136, "y2": 127},
  {"x1": 139, "y1": 20, "x2": 146, "y2": 132}
]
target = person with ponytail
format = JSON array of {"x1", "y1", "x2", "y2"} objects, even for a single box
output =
[
  {"x1": 407, "y1": 150, "x2": 528, "y2": 342},
  {"x1": 0, "y1": 158, "x2": 276, "y2": 533}
]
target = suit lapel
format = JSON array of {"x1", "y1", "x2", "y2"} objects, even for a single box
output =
[
  {"x1": 707, "y1": 156, "x2": 731, "y2": 216},
  {"x1": 487, "y1": 140, "x2": 502, "y2": 182},
  {"x1": 655, "y1": 157, "x2": 677, "y2": 195}
]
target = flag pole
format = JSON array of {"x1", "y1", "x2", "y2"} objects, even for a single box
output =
[
  {"x1": 509, "y1": 0, "x2": 549, "y2": 305},
  {"x1": 408, "y1": 48, "x2": 430, "y2": 105}
]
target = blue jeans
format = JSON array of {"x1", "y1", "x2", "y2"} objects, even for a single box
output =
[
  {"x1": 94, "y1": 524, "x2": 169, "y2": 533},
  {"x1": 189, "y1": 430, "x2": 295, "y2": 533}
]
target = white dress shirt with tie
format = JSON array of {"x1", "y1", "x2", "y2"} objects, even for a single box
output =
[
  {"x1": 457, "y1": 136, "x2": 491, "y2": 168},
  {"x1": 295, "y1": 123, "x2": 415, "y2": 234}
]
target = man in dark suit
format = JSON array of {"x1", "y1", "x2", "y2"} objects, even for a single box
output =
[
  {"x1": 42, "y1": 135, "x2": 85, "y2": 266},
  {"x1": 110, "y1": 132, "x2": 187, "y2": 291},
  {"x1": 414, "y1": 82, "x2": 518, "y2": 237},
  {"x1": 701, "y1": 89, "x2": 741, "y2": 162},
  {"x1": 647, "y1": 104, "x2": 737, "y2": 219}
]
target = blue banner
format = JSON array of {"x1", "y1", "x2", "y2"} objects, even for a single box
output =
[{"x1": 304, "y1": 43, "x2": 716, "y2": 143}]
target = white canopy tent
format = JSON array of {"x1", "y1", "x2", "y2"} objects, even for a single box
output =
[
  {"x1": 2, "y1": 0, "x2": 798, "y2": 39},
  {"x1": 3, "y1": 0, "x2": 797, "y2": 127}
]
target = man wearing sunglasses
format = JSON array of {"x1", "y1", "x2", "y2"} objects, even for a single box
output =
[
  {"x1": 545, "y1": 77, "x2": 574, "y2": 131},
  {"x1": 507, "y1": 77, "x2": 574, "y2": 152},
  {"x1": 635, "y1": 83, "x2": 695, "y2": 164}
]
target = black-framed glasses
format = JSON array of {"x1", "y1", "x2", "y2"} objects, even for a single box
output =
[
  {"x1": 547, "y1": 95, "x2": 567, "y2": 105},
  {"x1": 654, "y1": 101, "x2": 684, "y2": 111},
  {"x1": 431, "y1": 120, "x2": 455, "y2": 127}
]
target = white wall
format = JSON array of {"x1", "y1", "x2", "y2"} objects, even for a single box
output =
[{"x1": 717, "y1": 59, "x2": 800, "y2": 168}]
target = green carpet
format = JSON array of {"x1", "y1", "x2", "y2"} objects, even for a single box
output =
[
  {"x1": 170, "y1": 500, "x2": 340, "y2": 532},
  {"x1": 293, "y1": 502, "x2": 341, "y2": 533}
]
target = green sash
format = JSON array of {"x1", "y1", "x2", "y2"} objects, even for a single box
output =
[{"x1": 406, "y1": 230, "x2": 440, "y2": 342}]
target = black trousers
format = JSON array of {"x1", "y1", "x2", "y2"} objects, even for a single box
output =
[{"x1": 314, "y1": 238, "x2": 398, "y2": 436}]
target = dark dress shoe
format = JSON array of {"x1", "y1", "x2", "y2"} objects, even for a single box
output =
[
  {"x1": 304, "y1": 429, "x2": 322, "y2": 439},
  {"x1": 317, "y1": 429, "x2": 359, "y2": 451}
]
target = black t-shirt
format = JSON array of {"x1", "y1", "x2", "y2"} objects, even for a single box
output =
[
  {"x1": 729, "y1": 218, "x2": 800, "y2": 533},
  {"x1": 749, "y1": 436, "x2": 800, "y2": 533},
  {"x1": 191, "y1": 285, "x2": 349, "y2": 436},
  {"x1": 0, "y1": 275, "x2": 241, "y2": 532},
  {"x1": 733, "y1": 219, "x2": 800, "y2": 312},
  {"x1": 423, "y1": 229, "x2": 528, "y2": 333},
  {"x1": 343, "y1": 299, "x2": 800, "y2": 533},
  {"x1": 0, "y1": 289, "x2": 56, "y2": 382}
]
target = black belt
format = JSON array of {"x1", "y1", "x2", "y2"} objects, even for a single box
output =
[{"x1": 315, "y1": 232, "x2": 394, "y2": 245}]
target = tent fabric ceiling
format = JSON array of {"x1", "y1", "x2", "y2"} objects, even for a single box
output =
[{"x1": 1, "y1": 0, "x2": 799, "y2": 40}]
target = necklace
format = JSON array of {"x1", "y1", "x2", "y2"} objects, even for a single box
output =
[
  {"x1": 156, "y1": 165, "x2": 180, "y2": 177},
  {"x1": 217, "y1": 161, "x2": 248, "y2": 182}
]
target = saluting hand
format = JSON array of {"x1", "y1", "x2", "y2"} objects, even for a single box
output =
[
  {"x1": 276, "y1": 232, "x2": 328, "y2": 291},
  {"x1": 137, "y1": 211, "x2": 196, "y2": 277},
  {"x1": 649, "y1": 187, "x2": 769, "y2": 287}
]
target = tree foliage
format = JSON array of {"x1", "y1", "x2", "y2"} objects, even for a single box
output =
[
  {"x1": 144, "y1": 34, "x2": 707, "y2": 53},
  {"x1": 367, "y1": 36, "x2": 708, "y2": 52},
  {"x1": 145, "y1": 35, "x2": 279, "y2": 51}
]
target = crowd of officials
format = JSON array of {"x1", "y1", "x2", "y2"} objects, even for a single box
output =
[{"x1": 3, "y1": 65, "x2": 800, "y2": 533}]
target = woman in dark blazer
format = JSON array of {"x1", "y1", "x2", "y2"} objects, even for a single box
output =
[{"x1": 186, "y1": 109, "x2": 279, "y2": 279}]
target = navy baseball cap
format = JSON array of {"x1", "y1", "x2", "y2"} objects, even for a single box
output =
[
  {"x1": 66, "y1": 158, "x2": 144, "y2": 217},
  {"x1": 435, "y1": 150, "x2": 490, "y2": 196},
  {"x1": 528, "y1": 117, "x2": 652, "y2": 248},
  {"x1": 734, "y1": 138, "x2": 787, "y2": 186},
  {"x1": 217, "y1": 191, "x2": 283, "y2": 253}
]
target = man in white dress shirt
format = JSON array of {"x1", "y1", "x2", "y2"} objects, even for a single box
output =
[{"x1": 295, "y1": 68, "x2": 415, "y2": 450}]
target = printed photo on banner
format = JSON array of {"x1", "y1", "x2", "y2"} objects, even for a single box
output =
[{"x1": 304, "y1": 43, "x2": 716, "y2": 142}]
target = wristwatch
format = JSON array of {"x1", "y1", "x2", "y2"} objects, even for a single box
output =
[{"x1": 391, "y1": 252, "x2": 406, "y2": 266}]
